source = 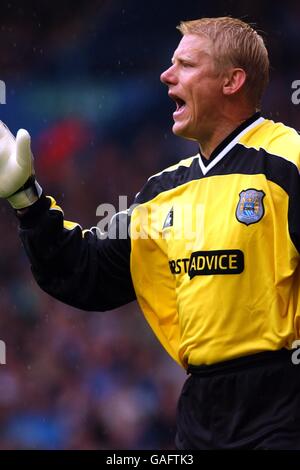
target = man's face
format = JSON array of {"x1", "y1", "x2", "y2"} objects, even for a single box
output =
[{"x1": 160, "y1": 34, "x2": 225, "y2": 142}]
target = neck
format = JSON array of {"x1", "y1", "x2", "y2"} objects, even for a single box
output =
[{"x1": 199, "y1": 111, "x2": 257, "y2": 159}]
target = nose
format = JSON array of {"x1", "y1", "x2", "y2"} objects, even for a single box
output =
[{"x1": 160, "y1": 65, "x2": 177, "y2": 86}]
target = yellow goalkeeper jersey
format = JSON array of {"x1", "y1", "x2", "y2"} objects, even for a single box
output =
[{"x1": 130, "y1": 114, "x2": 300, "y2": 366}]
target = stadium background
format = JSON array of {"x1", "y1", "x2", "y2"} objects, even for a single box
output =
[{"x1": 0, "y1": 0, "x2": 298, "y2": 449}]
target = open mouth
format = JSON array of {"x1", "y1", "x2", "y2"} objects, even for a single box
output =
[
  {"x1": 169, "y1": 93, "x2": 186, "y2": 114},
  {"x1": 169, "y1": 93, "x2": 186, "y2": 116},
  {"x1": 175, "y1": 97, "x2": 186, "y2": 112}
]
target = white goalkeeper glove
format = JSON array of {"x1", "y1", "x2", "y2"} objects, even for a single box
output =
[{"x1": 0, "y1": 121, "x2": 42, "y2": 209}]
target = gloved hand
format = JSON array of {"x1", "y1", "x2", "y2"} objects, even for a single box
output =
[{"x1": 0, "y1": 121, "x2": 42, "y2": 209}]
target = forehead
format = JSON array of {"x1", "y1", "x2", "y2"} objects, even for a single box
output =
[{"x1": 172, "y1": 34, "x2": 212, "y2": 61}]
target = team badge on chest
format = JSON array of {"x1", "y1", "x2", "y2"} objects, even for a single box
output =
[{"x1": 236, "y1": 189, "x2": 265, "y2": 225}]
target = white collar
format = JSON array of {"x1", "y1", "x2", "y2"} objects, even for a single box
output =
[{"x1": 198, "y1": 116, "x2": 265, "y2": 176}]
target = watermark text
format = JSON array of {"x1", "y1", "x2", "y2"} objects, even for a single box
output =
[
  {"x1": 0, "y1": 80, "x2": 6, "y2": 104},
  {"x1": 291, "y1": 80, "x2": 300, "y2": 105}
]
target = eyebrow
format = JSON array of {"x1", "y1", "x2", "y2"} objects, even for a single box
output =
[
  {"x1": 171, "y1": 47, "x2": 211, "y2": 65},
  {"x1": 171, "y1": 54, "x2": 195, "y2": 64}
]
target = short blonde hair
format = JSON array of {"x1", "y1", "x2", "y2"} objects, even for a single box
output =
[{"x1": 177, "y1": 17, "x2": 269, "y2": 107}]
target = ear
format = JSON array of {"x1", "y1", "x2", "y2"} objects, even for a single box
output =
[{"x1": 222, "y1": 68, "x2": 246, "y2": 96}]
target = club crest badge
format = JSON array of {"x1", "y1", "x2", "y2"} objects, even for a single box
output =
[{"x1": 236, "y1": 189, "x2": 265, "y2": 225}]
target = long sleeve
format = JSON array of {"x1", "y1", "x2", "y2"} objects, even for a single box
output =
[{"x1": 17, "y1": 194, "x2": 136, "y2": 311}]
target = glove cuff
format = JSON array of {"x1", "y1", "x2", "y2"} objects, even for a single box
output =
[{"x1": 8, "y1": 178, "x2": 43, "y2": 209}]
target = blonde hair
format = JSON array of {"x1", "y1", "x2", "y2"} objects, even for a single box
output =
[{"x1": 177, "y1": 17, "x2": 269, "y2": 107}]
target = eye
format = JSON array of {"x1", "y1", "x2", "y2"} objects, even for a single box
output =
[{"x1": 181, "y1": 61, "x2": 193, "y2": 68}]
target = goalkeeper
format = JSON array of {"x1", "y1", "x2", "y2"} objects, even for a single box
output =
[{"x1": 1, "y1": 17, "x2": 300, "y2": 450}]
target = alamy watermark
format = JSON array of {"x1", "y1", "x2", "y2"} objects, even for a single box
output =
[
  {"x1": 0, "y1": 80, "x2": 6, "y2": 104},
  {"x1": 291, "y1": 340, "x2": 300, "y2": 365},
  {"x1": 291, "y1": 80, "x2": 300, "y2": 105},
  {"x1": 96, "y1": 196, "x2": 205, "y2": 250},
  {"x1": 0, "y1": 340, "x2": 6, "y2": 365}
]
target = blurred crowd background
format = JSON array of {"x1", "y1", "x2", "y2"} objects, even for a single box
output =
[{"x1": 0, "y1": 0, "x2": 299, "y2": 450}]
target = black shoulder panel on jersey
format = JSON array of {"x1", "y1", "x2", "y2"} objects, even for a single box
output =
[
  {"x1": 135, "y1": 146, "x2": 300, "y2": 253},
  {"x1": 208, "y1": 144, "x2": 299, "y2": 192},
  {"x1": 134, "y1": 157, "x2": 201, "y2": 205}
]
